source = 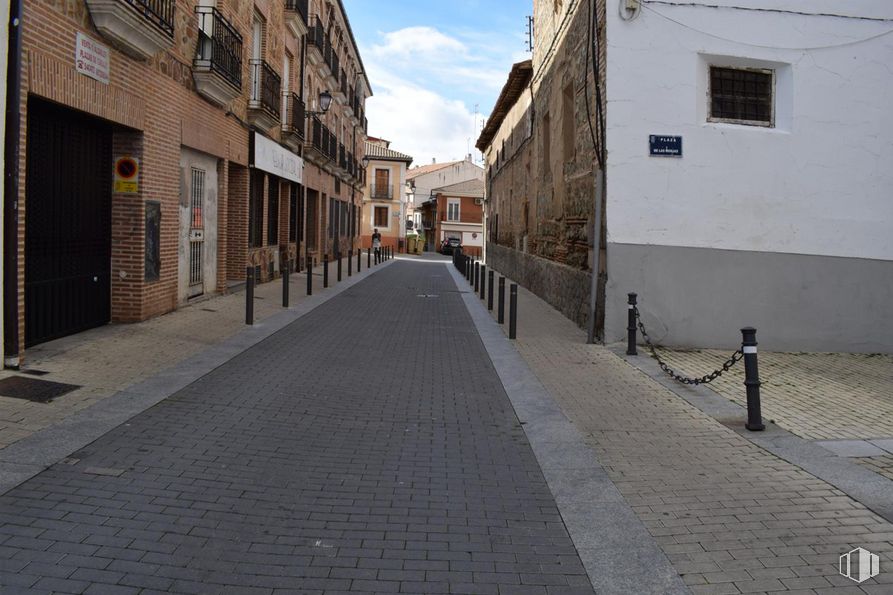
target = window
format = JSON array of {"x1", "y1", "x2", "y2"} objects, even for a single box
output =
[
  {"x1": 709, "y1": 66, "x2": 773, "y2": 126},
  {"x1": 374, "y1": 206, "x2": 388, "y2": 227},
  {"x1": 373, "y1": 168, "x2": 390, "y2": 199},
  {"x1": 447, "y1": 199, "x2": 460, "y2": 222},
  {"x1": 190, "y1": 168, "x2": 204, "y2": 229},
  {"x1": 267, "y1": 177, "x2": 279, "y2": 246}
]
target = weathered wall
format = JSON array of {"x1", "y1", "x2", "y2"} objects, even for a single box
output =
[{"x1": 487, "y1": 242, "x2": 591, "y2": 328}]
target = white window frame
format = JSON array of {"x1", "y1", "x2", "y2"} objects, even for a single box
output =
[{"x1": 447, "y1": 198, "x2": 460, "y2": 222}]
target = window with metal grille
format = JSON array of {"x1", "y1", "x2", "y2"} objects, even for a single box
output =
[
  {"x1": 190, "y1": 168, "x2": 204, "y2": 228},
  {"x1": 709, "y1": 66, "x2": 773, "y2": 126}
]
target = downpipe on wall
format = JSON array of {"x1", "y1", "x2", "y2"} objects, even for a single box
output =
[
  {"x1": 586, "y1": 169, "x2": 605, "y2": 344},
  {"x1": 3, "y1": 0, "x2": 22, "y2": 367}
]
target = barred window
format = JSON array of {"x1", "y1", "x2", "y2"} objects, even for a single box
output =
[{"x1": 709, "y1": 66, "x2": 773, "y2": 126}]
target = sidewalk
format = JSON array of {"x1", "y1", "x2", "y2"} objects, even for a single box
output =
[
  {"x1": 0, "y1": 255, "x2": 380, "y2": 452},
  {"x1": 471, "y1": 265, "x2": 893, "y2": 594}
]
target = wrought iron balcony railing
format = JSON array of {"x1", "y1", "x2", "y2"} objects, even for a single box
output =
[
  {"x1": 126, "y1": 0, "x2": 174, "y2": 37},
  {"x1": 284, "y1": 0, "x2": 308, "y2": 24},
  {"x1": 308, "y1": 16, "x2": 325, "y2": 50},
  {"x1": 340, "y1": 69, "x2": 348, "y2": 97},
  {"x1": 194, "y1": 7, "x2": 242, "y2": 89},
  {"x1": 285, "y1": 93, "x2": 305, "y2": 138},
  {"x1": 371, "y1": 184, "x2": 393, "y2": 200},
  {"x1": 249, "y1": 59, "x2": 281, "y2": 119}
]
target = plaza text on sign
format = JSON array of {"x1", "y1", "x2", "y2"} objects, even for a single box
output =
[
  {"x1": 649, "y1": 135, "x2": 682, "y2": 157},
  {"x1": 75, "y1": 32, "x2": 110, "y2": 85}
]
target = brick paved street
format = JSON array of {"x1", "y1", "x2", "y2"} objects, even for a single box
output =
[{"x1": 0, "y1": 260, "x2": 593, "y2": 594}]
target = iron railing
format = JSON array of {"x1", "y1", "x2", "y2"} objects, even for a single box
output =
[
  {"x1": 249, "y1": 59, "x2": 281, "y2": 118},
  {"x1": 194, "y1": 7, "x2": 242, "y2": 89},
  {"x1": 284, "y1": 0, "x2": 308, "y2": 24},
  {"x1": 125, "y1": 0, "x2": 174, "y2": 37},
  {"x1": 340, "y1": 69, "x2": 348, "y2": 97},
  {"x1": 308, "y1": 16, "x2": 325, "y2": 51},
  {"x1": 285, "y1": 93, "x2": 305, "y2": 138},
  {"x1": 371, "y1": 184, "x2": 393, "y2": 199}
]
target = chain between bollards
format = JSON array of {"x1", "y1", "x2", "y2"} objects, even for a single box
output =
[
  {"x1": 487, "y1": 270, "x2": 494, "y2": 311},
  {"x1": 306, "y1": 255, "x2": 312, "y2": 295},
  {"x1": 741, "y1": 327, "x2": 765, "y2": 431},
  {"x1": 626, "y1": 293, "x2": 638, "y2": 355},
  {"x1": 245, "y1": 266, "x2": 254, "y2": 325},
  {"x1": 497, "y1": 276, "x2": 505, "y2": 324},
  {"x1": 509, "y1": 283, "x2": 518, "y2": 340},
  {"x1": 281, "y1": 260, "x2": 289, "y2": 308}
]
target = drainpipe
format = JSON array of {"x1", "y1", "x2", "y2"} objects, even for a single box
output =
[{"x1": 3, "y1": 0, "x2": 22, "y2": 367}]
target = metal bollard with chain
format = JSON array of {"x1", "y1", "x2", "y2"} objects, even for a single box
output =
[{"x1": 634, "y1": 305, "x2": 743, "y2": 385}]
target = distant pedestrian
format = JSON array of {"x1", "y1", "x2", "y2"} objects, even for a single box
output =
[{"x1": 372, "y1": 228, "x2": 382, "y2": 264}]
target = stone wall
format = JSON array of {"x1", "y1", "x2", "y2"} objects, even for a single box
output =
[{"x1": 487, "y1": 242, "x2": 591, "y2": 328}]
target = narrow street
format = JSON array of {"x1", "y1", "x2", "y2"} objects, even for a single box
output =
[{"x1": 0, "y1": 260, "x2": 593, "y2": 594}]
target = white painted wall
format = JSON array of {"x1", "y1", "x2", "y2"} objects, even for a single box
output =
[
  {"x1": 606, "y1": 0, "x2": 893, "y2": 261},
  {"x1": 408, "y1": 160, "x2": 484, "y2": 208}
]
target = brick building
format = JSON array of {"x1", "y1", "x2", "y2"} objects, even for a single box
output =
[
  {"x1": 360, "y1": 138, "x2": 412, "y2": 254},
  {"x1": 3, "y1": 0, "x2": 370, "y2": 363},
  {"x1": 420, "y1": 179, "x2": 485, "y2": 257}
]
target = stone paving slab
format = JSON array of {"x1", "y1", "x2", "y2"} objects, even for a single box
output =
[
  {"x1": 479, "y1": 264, "x2": 893, "y2": 594},
  {"x1": 646, "y1": 347, "x2": 893, "y2": 441},
  {"x1": 0, "y1": 259, "x2": 595, "y2": 594}
]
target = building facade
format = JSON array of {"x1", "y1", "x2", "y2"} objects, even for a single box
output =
[
  {"x1": 4, "y1": 0, "x2": 370, "y2": 363},
  {"x1": 360, "y1": 138, "x2": 412, "y2": 253},
  {"x1": 420, "y1": 179, "x2": 485, "y2": 257},
  {"x1": 480, "y1": 0, "x2": 893, "y2": 353}
]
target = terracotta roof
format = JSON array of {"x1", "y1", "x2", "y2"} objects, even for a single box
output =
[
  {"x1": 406, "y1": 160, "x2": 462, "y2": 179},
  {"x1": 432, "y1": 178, "x2": 485, "y2": 198},
  {"x1": 476, "y1": 60, "x2": 532, "y2": 151},
  {"x1": 363, "y1": 141, "x2": 413, "y2": 164}
]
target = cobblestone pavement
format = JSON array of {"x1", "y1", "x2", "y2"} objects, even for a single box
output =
[
  {"x1": 649, "y1": 348, "x2": 893, "y2": 441},
  {"x1": 0, "y1": 256, "x2": 365, "y2": 450},
  {"x1": 478, "y1": 271, "x2": 893, "y2": 594},
  {"x1": 0, "y1": 260, "x2": 594, "y2": 594}
]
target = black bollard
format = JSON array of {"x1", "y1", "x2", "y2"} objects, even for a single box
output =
[
  {"x1": 626, "y1": 293, "x2": 638, "y2": 356},
  {"x1": 509, "y1": 283, "x2": 518, "y2": 339},
  {"x1": 480, "y1": 265, "x2": 486, "y2": 300},
  {"x1": 367, "y1": 248, "x2": 371, "y2": 269},
  {"x1": 487, "y1": 270, "x2": 494, "y2": 311},
  {"x1": 306, "y1": 255, "x2": 312, "y2": 295},
  {"x1": 282, "y1": 260, "x2": 289, "y2": 308},
  {"x1": 245, "y1": 266, "x2": 254, "y2": 325},
  {"x1": 357, "y1": 248, "x2": 361, "y2": 272},
  {"x1": 474, "y1": 262, "x2": 480, "y2": 293},
  {"x1": 498, "y1": 276, "x2": 506, "y2": 324},
  {"x1": 742, "y1": 327, "x2": 765, "y2": 431},
  {"x1": 465, "y1": 256, "x2": 470, "y2": 280},
  {"x1": 337, "y1": 252, "x2": 342, "y2": 282},
  {"x1": 323, "y1": 255, "x2": 329, "y2": 288}
]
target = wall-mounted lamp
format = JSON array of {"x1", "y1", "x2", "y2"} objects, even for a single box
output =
[{"x1": 306, "y1": 90, "x2": 333, "y2": 117}]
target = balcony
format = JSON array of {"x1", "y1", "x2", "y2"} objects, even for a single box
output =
[
  {"x1": 334, "y1": 68, "x2": 348, "y2": 103},
  {"x1": 248, "y1": 59, "x2": 281, "y2": 130},
  {"x1": 306, "y1": 116, "x2": 330, "y2": 165},
  {"x1": 371, "y1": 184, "x2": 393, "y2": 200},
  {"x1": 307, "y1": 16, "x2": 325, "y2": 66},
  {"x1": 324, "y1": 45, "x2": 339, "y2": 89},
  {"x1": 284, "y1": 0, "x2": 308, "y2": 37},
  {"x1": 193, "y1": 7, "x2": 242, "y2": 107},
  {"x1": 344, "y1": 85, "x2": 354, "y2": 118},
  {"x1": 85, "y1": 0, "x2": 174, "y2": 60},
  {"x1": 281, "y1": 93, "x2": 305, "y2": 151}
]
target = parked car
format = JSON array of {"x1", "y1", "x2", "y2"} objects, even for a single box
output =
[{"x1": 440, "y1": 237, "x2": 462, "y2": 255}]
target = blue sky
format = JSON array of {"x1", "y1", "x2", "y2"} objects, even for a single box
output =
[{"x1": 342, "y1": 0, "x2": 531, "y2": 165}]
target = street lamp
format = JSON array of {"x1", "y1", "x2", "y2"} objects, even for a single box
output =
[
  {"x1": 306, "y1": 90, "x2": 333, "y2": 117},
  {"x1": 360, "y1": 155, "x2": 369, "y2": 168}
]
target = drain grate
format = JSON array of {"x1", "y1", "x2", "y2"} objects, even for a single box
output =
[{"x1": 0, "y1": 376, "x2": 81, "y2": 403}]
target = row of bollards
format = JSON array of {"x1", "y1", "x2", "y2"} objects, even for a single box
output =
[
  {"x1": 245, "y1": 244, "x2": 392, "y2": 326},
  {"x1": 625, "y1": 292, "x2": 764, "y2": 431},
  {"x1": 454, "y1": 251, "x2": 517, "y2": 339}
]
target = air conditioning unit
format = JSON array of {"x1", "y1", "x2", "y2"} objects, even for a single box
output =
[{"x1": 474, "y1": 198, "x2": 484, "y2": 206}]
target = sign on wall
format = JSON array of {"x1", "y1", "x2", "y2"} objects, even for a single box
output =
[
  {"x1": 649, "y1": 135, "x2": 682, "y2": 157},
  {"x1": 114, "y1": 156, "x2": 139, "y2": 193},
  {"x1": 252, "y1": 132, "x2": 303, "y2": 183},
  {"x1": 75, "y1": 32, "x2": 110, "y2": 85}
]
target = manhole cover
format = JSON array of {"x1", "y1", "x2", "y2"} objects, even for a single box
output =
[{"x1": 0, "y1": 376, "x2": 81, "y2": 403}]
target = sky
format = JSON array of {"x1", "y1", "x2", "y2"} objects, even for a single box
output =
[{"x1": 342, "y1": 0, "x2": 532, "y2": 167}]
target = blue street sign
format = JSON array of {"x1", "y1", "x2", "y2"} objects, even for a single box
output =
[{"x1": 649, "y1": 135, "x2": 682, "y2": 157}]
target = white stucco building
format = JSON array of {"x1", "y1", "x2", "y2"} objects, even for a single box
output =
[{"x1": 602, "y1": 0, "x2": 893, "y2": 352}]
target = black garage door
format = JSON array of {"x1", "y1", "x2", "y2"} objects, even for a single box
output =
[{"x1": 25, "y1": 99, "x2": 113, "y2": 347}]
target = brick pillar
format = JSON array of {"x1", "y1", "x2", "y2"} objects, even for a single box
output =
[
  {"x1": 110, "y1": 128, "x2": 144, "y2": 323},
  {"x1": 226, "y1": 164, "x2": 249, "y2": 282},
  {"x1": 216, "y1": 159, "x2": 229, "y2": 293}
]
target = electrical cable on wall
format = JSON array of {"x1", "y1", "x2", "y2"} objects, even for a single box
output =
[{"x1": 643, "y1": 1, "x2": 893, "y2": 23}]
